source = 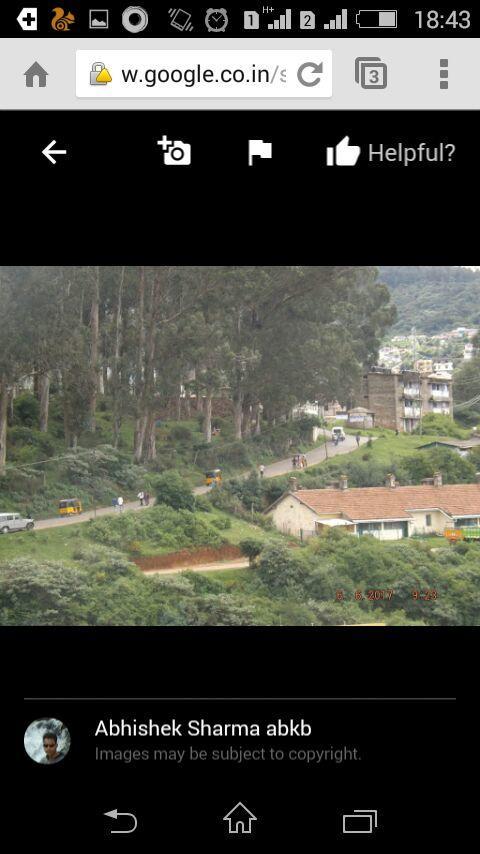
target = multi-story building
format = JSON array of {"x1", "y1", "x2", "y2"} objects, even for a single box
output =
[
  {"x1": 362, "y1": 367, "x2": 453, "y2": 432},
  {"x1": 433, "y1": 360, "x2": 453, "y2": 374}
]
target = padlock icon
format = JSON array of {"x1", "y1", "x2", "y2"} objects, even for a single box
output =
[{"x1": 90, "y1": 61, "x2": 112, "y2": 86}]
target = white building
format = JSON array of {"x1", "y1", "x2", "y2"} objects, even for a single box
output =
[
  {"x1": 266, "y1": 475, "x2": 480, "y2": 541},
  {"x1": 433, "y1": 361, "x2": 453, "y2": 373}
]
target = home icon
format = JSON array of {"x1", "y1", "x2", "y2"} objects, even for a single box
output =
[
  {"x1": 24, "y1": 62, "x2": 49, "y2": 88},
  {"x1": 223, "y1": 802, "x2": 257, "y2": 835}
]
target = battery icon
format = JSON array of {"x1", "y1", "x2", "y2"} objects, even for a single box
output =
[{"x1": 356, "y1": 10, "x2": 398, "y2": 28}]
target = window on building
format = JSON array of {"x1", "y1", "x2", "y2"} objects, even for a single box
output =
[
  {"x1": 426, "y1": 514, "x2": 432, "y2": 526},
  {"x1": 357, "y1": 522, "x2": 382, "y2": 535}
]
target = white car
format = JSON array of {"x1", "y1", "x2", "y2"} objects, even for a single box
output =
[
  {"x1": 0, "y1": 512, "x2": 35, "y2": 533},
  {"x1": 331, "y1": 427, "x2": 346, "y2": 442}
]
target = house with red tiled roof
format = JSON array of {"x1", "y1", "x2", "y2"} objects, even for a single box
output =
[{"x1": 265, "y1": 473, "x2": 480, "y2": 540}]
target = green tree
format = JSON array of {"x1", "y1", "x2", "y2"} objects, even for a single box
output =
[
  {"x1": 257, "y1": 543, "x2": 308, "y2": 596},
  {"x1": 154, "y1": 471, "x2": 195, "y2": 511},
  {"x1": 239, "y1": 538, "x2": 264, "y2": 566},
  {"x1": 0, "y1": 559, "x2": 90, "y2": 625}
]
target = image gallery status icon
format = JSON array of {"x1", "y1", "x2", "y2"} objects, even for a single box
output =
[
  {"x1": 90, "y1": 62, "x2": 113, "y2": 85},
  {"x1": 51, "y1": 6, "x2": 75, "y2": 30},
  {"x1": 89, "y1": 9, "x2": 109, "y2": 29}
]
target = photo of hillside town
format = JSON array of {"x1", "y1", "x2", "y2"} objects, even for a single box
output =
[{"x1": 1, "y1": 265, "x2": 479, "y2": 627}]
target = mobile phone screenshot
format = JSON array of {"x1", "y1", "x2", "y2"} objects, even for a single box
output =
[{"x1": 2, "y1": 3, "x2": 475, "y2": 845}]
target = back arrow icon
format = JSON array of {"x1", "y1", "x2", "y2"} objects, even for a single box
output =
[
  {"x1": 42, "y1": 140, "x2": 67, "y2": 164},
  {"x1": 104, "y1": 809, "x2": 138, "y2": 834}
]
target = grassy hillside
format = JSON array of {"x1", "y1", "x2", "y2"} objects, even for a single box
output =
[
  {"x1": 1, "y1": 504, "x2": 479, "y2": 626},
  {"x1": 1, "y1": 393, "x2": 323, "y2": 519},
  {"x1": 0, "y1": 505, "x2": 282, "y2": 566},
  {"x1": 378, "y1": 266, "x2": 480, "y2": 333}
]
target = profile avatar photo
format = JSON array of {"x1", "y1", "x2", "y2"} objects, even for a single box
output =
[{"x1": 24, "y1": 718, "x2": 71, "y2": 765}]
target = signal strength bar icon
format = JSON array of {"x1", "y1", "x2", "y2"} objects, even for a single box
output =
[
  {"x1": 324, "y1": 8, "x2": 348, "y2": 29},
  {"x1": 268, "y1": 8, "x2": 292, "y2": 29}
]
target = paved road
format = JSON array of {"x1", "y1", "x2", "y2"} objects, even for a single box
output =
[
  {"x1": 256, "y1": 433, "x2": 370, "y2": 480},
  {"x1": 33, "y1": 500, "x2": 151, "y2": 530},
  {"x1": 30, "y1": 432, "x2": 369, "y2": 531}
]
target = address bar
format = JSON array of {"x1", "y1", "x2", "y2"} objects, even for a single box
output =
[{"x1": 76, "y1": 50, "x2": 332, "y2": 98}]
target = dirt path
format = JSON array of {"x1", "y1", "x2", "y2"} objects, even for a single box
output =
[
  {"x1": 143, "y1": 558, "x2": 250, "y2": 576},
  {"x1": 31, "y1": 431, "x2": 371, "y2": 530}
]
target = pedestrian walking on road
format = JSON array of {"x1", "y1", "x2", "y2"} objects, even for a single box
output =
[
  {"x1": 302, "y1": 454, "x2": 307, "y2": 468},
  {"x1": 259, "y1": 464, "x2": 265, "y2": 478},
  {"x1": 117, "y1": 496, "x2": 124, "y2": 513},
  {"x1": 112, "y1": 497, "x2": 118, "y2": 511},
  {"x1": 144, "y1": 492, "x2": 150, "y2": 506},
  {"x1": 137, "y1": 490, "x2": 145, "y2": 506},
  {"x1": 355, "y1": 432, "x2": 361, "y2": 447}
]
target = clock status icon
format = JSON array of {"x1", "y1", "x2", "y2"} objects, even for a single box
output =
[{"x1": 205, "y1": 8, "x2": 229, "y2": 32}]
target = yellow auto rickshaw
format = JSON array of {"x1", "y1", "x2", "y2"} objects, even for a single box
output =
[
  {"x1": 205, "y1": 469, "x2": 222, "y2": 487},
  {"x1": 58, "y1": 498, "x2": 83, "y2": 515}
]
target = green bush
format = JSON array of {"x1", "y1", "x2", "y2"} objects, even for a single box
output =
[
  {"x1": 217, "y1": 441, "x2": 253, "y2": 468},
  {"x1": 169, "y1": 425, "x2": 193, "y2": 443},
  {"x1": 212, "y1": 417, "x2": 228, "y2": 431},
  {"x1": 257, "y1": 544, "x2": 307, "y2": 596},
  {"x1": 399, "y1": 447, "x2": 476, "y2": 484},
  {"x1": 211, "y1": 516, "x2": 232, "y2": 530},
  {"x1": 239, "y1": 538, "x2": 264, "y2": 565},
  {"x1": 86, "y1": 505, "x2": 222, "y2": 552},
  {"x1": 7, "y1": 426, "x2": 56, "y2": 458},
  {"x1": 415, "y1": 413, "x2": 467, "y2": 438},
  {"x1": 229, "y1": 471, "x2": 264, "y2": 511},
  {"x1": 193, "y1": 494, "x2": 213, "y2": 513},
  {"x1": 153, "y1": 472, "x2": 194, "y2": 511},
  {"x1": 209, "y1": 487, "x2": 247, "y2": 517},
  {"x1": 13, "y1": 393, "x2": 40, "y2": 428},
  {"x1": 0, "y1": 558, "x2": 90, "y2": 625}
]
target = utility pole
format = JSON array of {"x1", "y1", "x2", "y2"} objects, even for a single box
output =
[
  {"x1": 92, "y1": 449, "x2": 97, "y2": 518},
  {"x1": 411, "y1": 325, "x2": 418, "y2": 369}
]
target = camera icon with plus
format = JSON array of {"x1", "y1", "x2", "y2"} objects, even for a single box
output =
[{"x1": 157, "y1": 135, "x2": 192, "y2": 165}]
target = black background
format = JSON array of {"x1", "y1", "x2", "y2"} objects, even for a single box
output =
[
  {"x1": 20, "y1": 697, "x2": 457, "y2": 847},
  {"x1": 3, "y1": 107, "x2": 472, "y2": 846},
  {"x1": 4, "y1": 3, "x2": 478, "y2": 38},
  {"x1": 0, "y1": 110, "x2": 472, "y2": 263}
]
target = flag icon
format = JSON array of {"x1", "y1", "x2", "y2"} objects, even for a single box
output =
[{"x1": 248, "y1": 139, "x2": 272, "y2": 166}]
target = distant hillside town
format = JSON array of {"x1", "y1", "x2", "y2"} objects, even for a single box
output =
[{"x1": 378, "y1": 326, "x2": 478, "y2": 374}]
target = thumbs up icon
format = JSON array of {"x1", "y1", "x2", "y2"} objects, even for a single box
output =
[{"x1": 326, "y1": 136, "x2": 361, "y2": 166}]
